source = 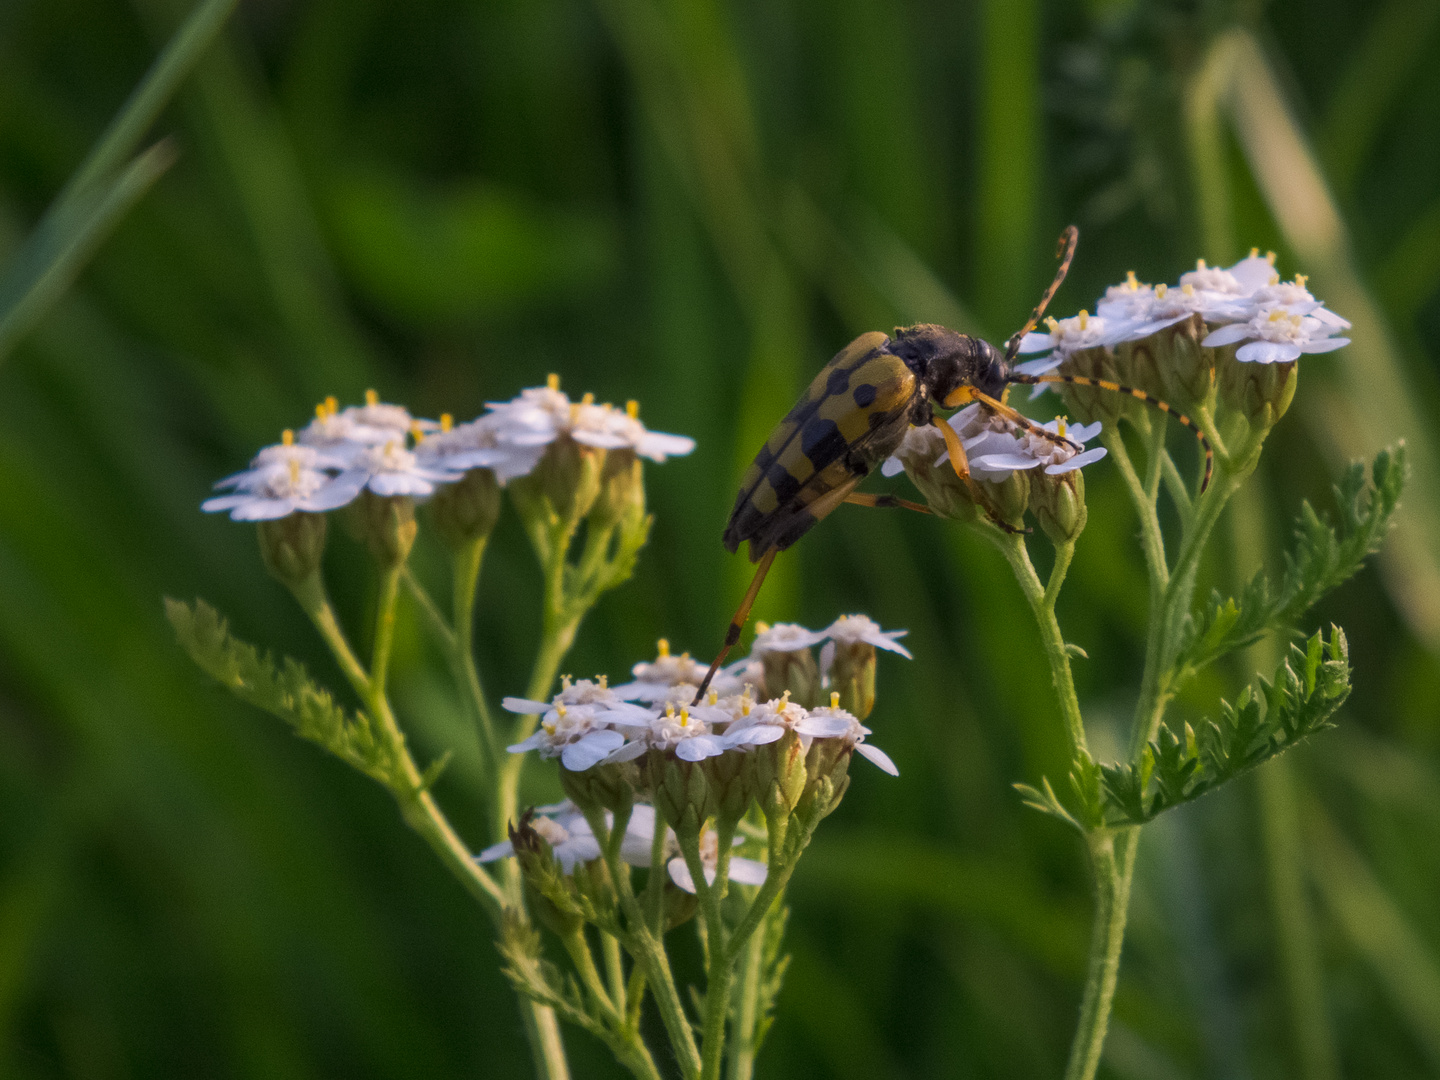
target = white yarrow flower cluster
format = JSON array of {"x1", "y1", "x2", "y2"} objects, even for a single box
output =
[
  {"x1": 203, "y1": 381, "x2": 695, "y2": 521},
  {"x1": 1017, "y1": 251, "x2": 1350, "y2": 369},
  {"x1": 504, "y1": 619, "x2": 909, "y2": 774}
]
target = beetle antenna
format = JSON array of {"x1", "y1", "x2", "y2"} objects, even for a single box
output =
[
  {"x1": 1007, "y1": 372, "x2": 1214, "y2": 492},
  {"x1": 1005, "y1": 225, "x2": 1078, "y2": 364},
  {"x1": 693, "y1": 548, "x2": 779, "y2": 703}
]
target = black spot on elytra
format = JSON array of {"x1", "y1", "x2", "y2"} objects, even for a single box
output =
[
  {"x1": 766, "y1": 463, "x2": 802, "y2": 504},
  {"x1": 852, "y1": 383, "x2": 877, "y2": 408},
  {"x1": 801, "y1": 417, "x2": 847, "y2": 468},
  {"x1": 826, "y1": 368, "x2": 851, "y2": 396}
]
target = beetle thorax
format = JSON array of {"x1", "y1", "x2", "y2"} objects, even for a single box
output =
[{"x1": 888, "y1": 324, "x2": 1009, "y2": 404}]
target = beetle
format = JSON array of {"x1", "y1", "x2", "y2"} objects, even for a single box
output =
[{"x1": 693, "y1": 227, "x2": 1211, "y2": 698}]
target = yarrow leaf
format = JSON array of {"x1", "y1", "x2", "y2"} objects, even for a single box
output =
[
  {"x1": 165, "y1": 597, "x2": 397, "y2": 785},
  {"x1": 1174, "y1": 445, "x2": 1404, "y2": 680},
  {"x1": 1098, "y1": 628, "x2": 1350, "y2": 824}
]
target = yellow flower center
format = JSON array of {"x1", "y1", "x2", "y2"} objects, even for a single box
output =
[
  {"x1": 282, "y1": 429, "x2": 294, "y2": 446},
  {"x1": 440, "y1": 413, "x2": 453, "y2": 432},
  {"x1": 830, "y1": 691, "x2": 840, "y2": 708},
  {"x1": 365, "y1": 389, "x2": 379, "y2": 406},
  {"x1": 657, "y1": 638, "x2": 670, "y2": 658},
  {"x1": 626, "y1": 399, "x2": 639, "y2": 419},
  {"x1": 547, "y1": 373, "x2": 560, "y2": 391}
]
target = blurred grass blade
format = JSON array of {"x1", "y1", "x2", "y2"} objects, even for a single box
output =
[
  {"x1": 0, "y1": 0, "x2": 237, "y2": 364},
  {"x1": 0, "y1": 140, "x2": 176, "y2": 362},
  {"x1": 64, "y1": 0, "x2": 238, "y2": 200},
  {"x1": 1306, "y1": 801, "x2": 1440, "y2": 1070},
  {"x1": 1224, "y1": 29, "x2": 1440, "y2": 652}
]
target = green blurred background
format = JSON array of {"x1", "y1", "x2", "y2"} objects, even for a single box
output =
[{"x1": 2, "y1": 0, "x2": 1439, "y2": 1076}]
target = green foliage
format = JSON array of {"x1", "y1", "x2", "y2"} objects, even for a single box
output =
[
  {"x1": 1175, "y1": 446, "x2": 1406, "y2": 679},
  {"x1": 1100, "y1": 629, "x2": 1351, "y2": 825},
  {"x1": 165, "y1": 598, "x2": 398, "y2": 785}
]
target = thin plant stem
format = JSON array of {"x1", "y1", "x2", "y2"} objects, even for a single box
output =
[
  {"x1": 586, "y1": 810, "x2": 701, "y2": 1079},
  {"x1": 563, "y1": 929, "x2": 620, "y2": 1023},
  {"x1": 996, "y1": 534, "x2": 1087, "y2": 760},
  {"x1": 370, "y1": 563, "x2": 402, "y2": 700},
  {"x1": 452, "y1": 538, "x2": 500, "y2": 764},
  {"x1": 726, "y1": 918, "x2": 766, "y2": 1080},
  {"x1": 602, "y1": 932, "x2": 628, "y2": 1017}
]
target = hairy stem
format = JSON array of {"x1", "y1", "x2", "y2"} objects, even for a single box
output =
[
  {"x1": 1063, "y1": 828, "x2": 1139, "y2": 1080},
  {"x1": 726, "y1": 918, "x2": 766, "y2": 1080}
]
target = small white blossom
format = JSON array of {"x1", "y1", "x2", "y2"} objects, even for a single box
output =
[
  {"x1": 805, "y1": 699, "x2": 899, "y2": 775},
  {"x1": 414, "y1": 413, "x2": 545, "y2": 483},
  {"x1": 476, "y1": 801, "x2": 669, "y2": 872},
  {"x1": 202, "y1": 434, "x2": 356, "y2": 520},
  {"x1": 611, "y1": 640, "x2": 743, "y2": 702},
  {"x1": 485, "y1": 379, "x2": 695, "y2": 463},
  {"x1": 328, "y1": 439, "x2": 465, "y2": 501},
  {"x1": 1016, "y1": 310, "x2": 1124, "y2": 362},
  {"x1": 750, "y1": 622, "x2": 826, "y2": 654},
  {"x1": 1201, "y1": 308, "x2": 1350, "y2": 364},
  {"x1": 820, "y1": 614, "x2": 911, "y2": 658},
  {"x1": 603, "y1": 704, "x2": 727, "y2": 763},
  {"x1": 504, "y1": 698, "x2": 628, "y2": 772}
]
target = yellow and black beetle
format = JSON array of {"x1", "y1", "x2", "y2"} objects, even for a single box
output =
[{"x1": 694, "y1": 228, "x2": 1212, "y2": 698}]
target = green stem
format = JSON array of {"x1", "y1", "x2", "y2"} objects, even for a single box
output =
[
  {"x1": 518, "y1": 1003, "x2": 573, "y2": 1080},
  {"x1": 996, "y1": 534, "x2": 1087, "y2": 760},
  {"x1": 726, "y1": 919, "x2": 766, "y2": 1080},
  {"x1": 563, "y1": 929, "x2": 619, "y2": 1023},
  {"x1": 452, "y1": 539, "x2": 500, "y2": 764},
  {"x1": 1101, "y1": 426, "x2": 1170, "y2": 590},
  {"x1": 602, "y1": 932, "x2": 628, "y2": 1018},
  {"x1": 1063, "y1": 827, "x2": 1139, "y2": 1080},
  {"x1": 588, "y1": 810, "x2": 701, "y2": 1079},
  {"x1": 371, "y1": 563, "x2": 402, "y2": 700}
]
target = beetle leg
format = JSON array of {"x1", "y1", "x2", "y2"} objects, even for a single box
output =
[
  {"x1": 932, "y1": 418, "x2": 1031, "y2": 535},
  {"x1": 693, "y1": 548, "x2": 779, "y2": 703},
  {"x1": 844, "y1": 492, "x2": 933, "y2": 514},
  {"x1": 970, "y1": 390, "x2": 1083, "y2": 453}
]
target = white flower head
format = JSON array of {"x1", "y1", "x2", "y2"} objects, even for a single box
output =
[
  {"x1": 820, "y1": 614, "x2": 913, "y2": 659},
  {"x1": 603, "y1": 704, "x2": 727, "y2": 763},
  {"x1": 926, "y1": 404, "x2": 1106, "y2": 481},
  {"x1": 1201, "y1": 307, "x2": 1350, "y2": 364},
  {"x1": 485, "y1": 377, "x2": 695, "y2": 464},
  {"x1": 1178, "y1": 258, "x2": 1248, "y2": 297},
  {"x1": 330, "y1": 438, "x2": 465, "y2": 501},
  {"x1": 667, "y1": 826, "x2": 768, "y2": 894},
  {"x1": 1225, "y1": 248, "x2": 1280, "y2": 293},
  {"x1": 611, "y1": 639, "x2": 741, "y2": 701},
  {"x1": 414, "y1": 412, "x2": 545, "y2": 483},
  {"x1": 504, "y1": 699, "x2": 628, "y2": 772},
  {"x1": 750, "y1": 622, "x2": 826, "y2": 654},
  {"x1": 1095, "y1": 270, "x2": 1160, "y2": 325},
  {"x1": 203, "y1": 430, "x2": 357, "y2": 520},
  {"x1": 1016, "y1": 309, "x2": 1123, "y2": 361},
  {"x1": 804, "y1": 693, "x2": 899, "y2": 775}
]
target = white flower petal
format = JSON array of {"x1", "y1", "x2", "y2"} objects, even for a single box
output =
[
  {"x1": 1045, "y1": 446, "x2": 1108, "y2": 474},
  {"x1": 856, "y1": 742, "x2": 900, "y2": 775},
  {"x1": 728, "y1": 857, "x2": 769, "y2": 886},
  {"x1": 675, "y1": 735, "x2": 727, "y2": 762},
  {"x1": 971, "y1": 453, "x2": 1042, "y2": 471},
  {"x1": 794, "y1": 716, "x2": 853, "y2": 738},
  {"x1": 475, "y1": 840, "x2": 514, "y2": 863},
  {"x1": 1015, "y1": 332, "x2": 1056, "y2": 354},
  {"x1": 503, "y1": 697, "x2": 554, "y2": 715},
  {"x1": 1236, "y1": 340, "x2": 1301, "y2": 364},
  {"x1": 1201, "y1": 323, "x2": 1252, "y2": 347},
  {"x1": 1299, "y1": 336, "x2": 1350, "y2": 355},
  {"x1": 604, "y1": 740, "x2": 649, "y2": 764},
  {"x1": 667, "y1": 857, "x2": 697, "y2": 893}
]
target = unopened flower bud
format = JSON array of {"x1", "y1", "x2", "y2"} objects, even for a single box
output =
[
  {"x1": 746, "y1": 728, "x2": 808, "y2": 823},
  {"x1": 1216, "y1": 350, "x2": 1297, "y2": 426},
  {"x1": 428, "y1": 469, "x2": 501, "y2": 549},
  {"x1": 797, "y1": 737, "x2": 853, "y2": 827},
  {"x1": 510, "y1": 437, "x2": 605, "y2": 529},
  {"x1": 509, "y1": 812, "x2": 587, "y2": 937},
  {"x1": 1031, "y1": 469, "x2": 1088, "y2": 546},
  {"x1": 560, "y1": 761, "x2": 637, "y2": 817},
  {"x1": 760, "y1": 645, "x2": 822, "y2": 708},
  {"x1": 707, "y1": 747, "x2": 751, "y2": 827},
  {"x1": 826, "y1": 639, "x2": 876, "y2": 720},
  {"x1": 589, "y1": 448, "x2": 645, "y2": 532},
  {"x1": 977, "y1": 467, "x2": 1030, "y2": 531},
  {"x1": 649, "y1": 751, "x2": 715, "y2": 838},
  {"x1": 257, "y1": 512, "x2": 327, "y2": 587},
  {"x1": 344, "y1": 491, "x2": 417, "y2": 566}
]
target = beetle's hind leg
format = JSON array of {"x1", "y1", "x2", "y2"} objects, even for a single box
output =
[
  {"x1": 693, "y1": 548, "x2": 778, "y2": 703},
  {"x1": 931, "y1": 418, "x2": 1031, "y2": 535},
  {"x1": 844, "y1": 492, "x2": 933, "y2": 514}
]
